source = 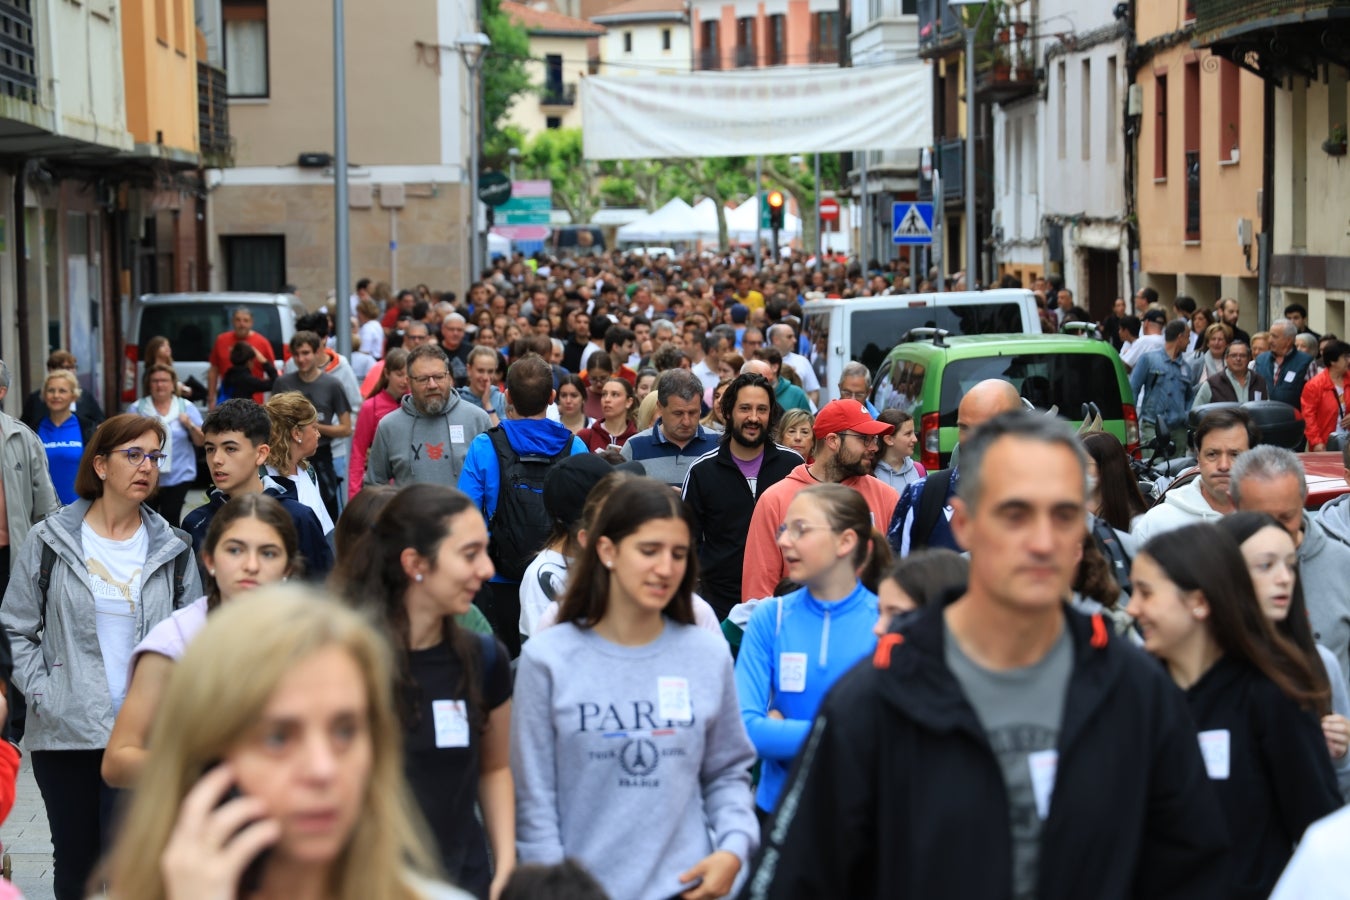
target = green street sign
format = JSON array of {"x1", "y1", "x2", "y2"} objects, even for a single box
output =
[{"x1": 759, "y1": 191, "x2": 770, "y2": 229}]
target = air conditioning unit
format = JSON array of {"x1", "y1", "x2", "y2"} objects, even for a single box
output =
[{"x1": 1237, "y1": 218, "x2": 1253, "y2": 248}]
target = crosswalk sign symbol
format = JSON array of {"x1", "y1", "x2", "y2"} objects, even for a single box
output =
[{"x1": 892, "y1": 202, "x2": 934, "y2": 246}]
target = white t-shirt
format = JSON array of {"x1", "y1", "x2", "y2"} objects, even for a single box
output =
[
  {"x1": 268, "y1": 466, "x2": 335, "y2": 534},
  {"x1": 519, "y1": 548, "x2": 569, "y2": 638},
  {"x1": 358, "y1": 320, "x2": 385, "y2": 360},
  {"x1": 783, "y1": 351, "x2": 821, "y2": 394},
  {"x1": 82, "y1": 521, "x2": 149, "y2": 713}
]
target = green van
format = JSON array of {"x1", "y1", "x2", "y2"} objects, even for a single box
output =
[{"x1": 870, "y1": 332, "x2": 1139, "y2": 469}]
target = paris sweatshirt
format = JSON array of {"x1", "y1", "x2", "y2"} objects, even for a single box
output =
[{"x1": 510, "y1": 619, "x2": 759, "y2": 900}]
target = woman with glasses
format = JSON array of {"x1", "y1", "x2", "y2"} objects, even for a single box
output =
[
  {"x1": 1, "y1": 413, "x2": 202, "y2": 900},
  {"x1": 734, "y1": 483, "x2": 890, "y2": 820}
]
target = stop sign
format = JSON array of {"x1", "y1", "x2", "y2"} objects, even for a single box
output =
[{"x1": 819, "y1": 197, "x2": 840, "y2": 221}]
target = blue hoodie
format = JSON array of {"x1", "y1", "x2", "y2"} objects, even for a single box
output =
[
  {"x1": 458, "y1": 418, "x2": 587, "y2": 584},
  {"x1": 734, "y1": 581, "x2": 878, "y2": 812}
]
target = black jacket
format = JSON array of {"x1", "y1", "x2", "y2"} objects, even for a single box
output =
[
  {"x1": 739, "y1": 603, "x2": 1231, "y2": 900},
  {"x1": 1185, "y1": 655, "x2": 1340, "y2": 900},
  {"x1": 681, "y1": 439, "x2": 801, "y2": 619}
]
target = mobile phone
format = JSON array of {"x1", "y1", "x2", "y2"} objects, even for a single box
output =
[{"x1": 208, "y1": 766, "x2": 273, "y2": 893}]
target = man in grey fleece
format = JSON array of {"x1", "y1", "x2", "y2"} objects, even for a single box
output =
[
  {"x1": 365, "y1": 344, "x2": 491, "y2": 489},
  {"x1": 1233, "y1": 445, "x2": 1350, "y2": 684}
]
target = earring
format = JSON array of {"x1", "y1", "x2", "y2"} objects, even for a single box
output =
[
  {"x1": 604, "y1": 559, "x2": 613, "y2": 569},
  {"x1": 1193, "y1": 607, "x2": 1206, "y2": 619},
  {"x1": 415, "y1": 573, "x2": 424, "y2": 583},
  {"x1": 208, "y1": 569, "x2": 215, "y2": 577}
]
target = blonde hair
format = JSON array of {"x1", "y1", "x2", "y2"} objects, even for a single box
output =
[
  {"x1": 265, "y1": 391, "x2": 318, "y2": 471},
  {"x1": 104, "y1": 586, "x2": 439, "y2": 900},
  {"x1": 43, "y1": 369, "x2": 81, "y2": 398},
  {"x1": 775, "y1": 408, "x2": 814, "y2": 445},
  {"x1": 636, "y1": 390, "x2": 661, "y2": 432}
]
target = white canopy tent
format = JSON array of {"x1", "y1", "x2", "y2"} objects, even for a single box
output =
[
  {"x1": 725, "y1": 195, "x2": 801, "y2": 244},
  {"x1": 616, "y1": 197, "x2": 718, "y2": 243}
]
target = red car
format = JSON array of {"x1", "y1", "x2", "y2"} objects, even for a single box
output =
[{"x1": 1301, "y1": 451, "x2": 1350, "y2": 510}]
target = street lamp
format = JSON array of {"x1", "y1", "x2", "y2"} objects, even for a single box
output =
[
  {"x1": 508, "y1": 146, "x2": 521, "y2": 181},
  {"x1": 455, "y1": 32, "x2": 492, "y2": 283},
  {"x1": 950, "y1": 0, "x2": 986, "y2": 289}
]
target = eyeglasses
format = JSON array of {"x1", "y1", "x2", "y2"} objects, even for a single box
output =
[
  {"x1": 838, "y1": 431, "x2": 881, "y2": 447},
  {"x1": 838, "y1": 390, "x2": 870, "y2": 402},
  {"x1": 777, "y1": 521, "x2": 834, "y2": 541},
  {"x1": 109, "y1": 448, "x2": 167, "y2": 468},
  {"x1": 410, "y1": 371, "x2": 450, "y2": 386}
]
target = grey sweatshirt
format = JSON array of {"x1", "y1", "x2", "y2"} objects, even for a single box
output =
[
  {"x1": 1299, "y1": 513, "x2": 1350, "y2": 686},
  {"x1": 364, "y1": 393, "x2": 491, "y2": 489},
  {"x1": 511, "y1": 620, "x2": 759, "y2": 900}
]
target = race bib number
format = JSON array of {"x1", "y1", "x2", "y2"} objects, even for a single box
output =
[
  {"x1": 658, "y1": 676, "x2": 692, "y2": 722},
  {"x1": 779, "y1": 652, "x2": 808, "y2": 693},
  {"x1": 1198, "y1": 729, "x2": 1230, "y2": 780},
  {"x1": 432, "y1": 699, "x2": 470, "y2": 748}
]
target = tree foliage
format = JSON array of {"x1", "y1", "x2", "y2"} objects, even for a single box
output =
[{"x1": 480, "y1": 0, "x2": 532, "y2": 168}]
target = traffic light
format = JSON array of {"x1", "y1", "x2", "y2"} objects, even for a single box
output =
[{"x1": 767, "y1": 190, "x2": 785, "y2": 230}]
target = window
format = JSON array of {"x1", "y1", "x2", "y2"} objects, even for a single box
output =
[
  {"x1": 546, "y1": 116, "x2": 562, "y2": 129},
  {"x1": 661, "y1": 28, "x2": 671, "y2": 51},
  {"x1": 155, "y1": 0, "x2": 169, "y2": 45},
  {"x1": 623, "y1": 31, "x2": 632, "y2": 53},
  {"x1": 736, "y1": 16, "x2": 756, "y2": 67},
  {"x1": 766, "y1": 14, "x2": 786, "y2": 65},
  {"x1": 812, "y1": 12, "x2": 840, "y2": 62},
  {"x1": 1154, "y1": 72, "x2": 1168, "y2": 179},
  {"x1": 1057, "y1": 60, "x2": 1067, "y2": 160},
  {"x1": 223, "y1": 0, "x2": 268, "y2": 98},
  {"x1": 1184, "y1": 60, "x2": 1201, "y2": 238},
  {"x1": 1081, "y1": 58, "x2": 1091, "y2": 160},
  {"x1": 1215, "y1": 59, "x2": 1240, "y2": 160},
  {"x1": 173, "y1": 0, "x2": 188, "y2": 52},
  {"x1": 1106, "y1": 56, "x2": 1118, "y2": 162},
  {"x1": 545, "y1": 54, "x2": 564, "y2": 96},
  {"x1": 699, "y1": 20, "x2": 720, "y2": 69}
]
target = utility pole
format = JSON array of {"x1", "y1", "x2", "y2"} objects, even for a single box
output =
[{"x1": 333, "y1": 0, "x2": 351, "y2": 358}]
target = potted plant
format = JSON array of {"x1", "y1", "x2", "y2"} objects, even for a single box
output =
[
  {"x1": 1324, "y1": 123, "x2": 1347, "y2": 157},
  {"x1": 1012, "y1": 19, "x2": 1029, "y2": 40}
]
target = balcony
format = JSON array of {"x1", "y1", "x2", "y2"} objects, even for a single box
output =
[
  {"x1": 808, "y1": 42, "x2": 839, "y2": 64},
  {"x1": 696, "y1": 47, "x2": 722, "y2": 70},
  {"x1": 1193, "y1": 0, "x2": 1350, "y2": 79},
  {"x1": 735, "y1": 45, "x2": 758, "y2": 67},
  {"x1": 541, "y1": 83, "x2": 577, "y2": 107},
  {"x1": 0, "y1": 0, "x2": 37, "y2": 103},
  {"x1": 198, "y1": 61, "x2": 232, "y2": 167},
  {"x1": 936, "y1": 138, "x2": 964, "y2": 202},
  {"x1": 917, "y1": 0, "x2": 964, "y2": 57},
  {"x1": 975, "y1": 27, "x2": 1037, "y2": 104}
]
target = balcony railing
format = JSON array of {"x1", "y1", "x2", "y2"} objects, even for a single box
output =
[
  {"x1": 917, "y1": 0, "x2": 964, "y2": 55},
  {"x1": 198, "y1": 61, "x2": 232, "y2": 166},
  {"x1": 808, "y1": 42, "x2": 839, "y2": 64},
  {"x1": 1194, "y1": 0, "x2": 1348, "y2": 44},
  {"x1": 541, "y1": 83, "x2": 577, "y2": 107},
  {"x1": 735, "y1": 45, "x2": 757, "y2": 67},
  {"x1": 696, "y1": 47, "x2": 722, "y2": 70},
  {"x1": 0, "y1": 0, "x2": 37, "y2": 103}
]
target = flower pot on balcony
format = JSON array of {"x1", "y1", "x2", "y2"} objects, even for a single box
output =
[
  {"x1": 1324, "y1": 139, "x2": 1347, "y2": 157},
  {"x1": 992, "y1": 60, "x2": 1012, "y2": 82},
  {"x1": 1012, "y1": 20, "x2": 1028, "y2": 39},
  {"x1": 997, "y1": 27, "x2": 1010, "y2": 44}
]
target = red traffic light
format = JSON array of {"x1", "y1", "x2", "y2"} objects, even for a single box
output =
[{"x1": 767, "y1": 190, "x2": 785, "y2": 209}]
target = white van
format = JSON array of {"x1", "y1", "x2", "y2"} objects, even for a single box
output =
[
  {"x1": 802, "y1": 289, "x2": 1041, "y2": 397},
  {"x1": 122, "y1": 292, "x2": 308, "y2": 408}
]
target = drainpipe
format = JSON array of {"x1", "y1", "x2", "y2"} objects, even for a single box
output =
[
  {"x1": 1257, "y1": 77, "x2": 1274, "y2": 332},
  {"x1": 13, "y1": 163, "x2": 30, "y2": 398}
]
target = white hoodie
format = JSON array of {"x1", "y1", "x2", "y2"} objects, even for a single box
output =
[{"x1": 1130, "y1": 478, "x2": 1226, "y2": 546}]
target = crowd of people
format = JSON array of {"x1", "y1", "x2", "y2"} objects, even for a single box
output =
[{"x1": 0, "y1": 248, "x2": 1346, "y2": 899}]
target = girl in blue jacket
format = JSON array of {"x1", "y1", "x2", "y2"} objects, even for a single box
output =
[{"x1": 734, "y1": 482, "x2": 891, "y2": 815}]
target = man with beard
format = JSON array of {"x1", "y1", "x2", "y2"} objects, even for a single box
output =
[
  {"x1": 889, "y1": 379, "x2": 1022, "y2": 556},
  {"x1": 364, "y1": 344, "x2": 491, "y2": 488},
  {"x1": 741, "y1": 398, "x2": 898, "y2": 601},
  {"x1": 682, "y1": 373, "x2": 801, "y2": 619}
]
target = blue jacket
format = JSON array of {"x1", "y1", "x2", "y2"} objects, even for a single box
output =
[
  {"x1": 182, "y1": 476, "x2": 334, "y2": 580},
  {"x1": 1130, "y1": 349, "x2": 1196, "y2": 432},
  {"x1": 1253, "y1": 349, "x2": 1314, "y2": 408},
  {"x1": 734, "y1": 582, "x2": 878, "y2": 812},
  {"x1": 458, "y1": 418, "x2": 586, "y2": 584}
]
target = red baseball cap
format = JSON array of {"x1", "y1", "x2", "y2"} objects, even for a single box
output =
[{"x1": 813, "y1": 400, "x2": 893, "y2": 439}]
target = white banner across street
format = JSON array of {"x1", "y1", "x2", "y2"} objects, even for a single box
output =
[{"x1": 580, "y1": 64, "x2": 932, "y2": 161}]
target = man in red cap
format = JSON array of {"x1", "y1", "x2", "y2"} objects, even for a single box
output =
[{"x1": 740, "y1": 399, "x2": 898, "y2": 601}]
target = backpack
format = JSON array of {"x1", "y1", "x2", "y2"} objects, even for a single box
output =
[
  {"x1": 911, "y1": 468, "x2": 952, "y2": 552},
  {"x1": 486, "y1": 427, "x2": 570, "y2": 582},
  {"x1": 37, "y1": 526, "x2": 195, "y2": 634},
  {"x1": 1090, "y1": 516, "x2": 1133, "y2": 597}
]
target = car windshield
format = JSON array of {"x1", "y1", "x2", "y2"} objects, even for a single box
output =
[
  {"x1": 937, "y1": 353, "x2": 1125, "y2": 426},
  {"x1": 850, "y1": 304, "x2": 1025, "y2": 375},
  {"x1": 139, "y1": 303, "x2": 284, "y2": 361}
]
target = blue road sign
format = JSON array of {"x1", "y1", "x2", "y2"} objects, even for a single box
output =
[{"x1": 892, "y1": 202, "x2": 935, "y2": 246}]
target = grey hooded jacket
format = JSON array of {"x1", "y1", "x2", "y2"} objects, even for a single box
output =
[
  {"x1": 1299, "y1": 511, "x2": 1350, "y2": 685},
  {"x1": 1, "y1": 499, "x2": 202, "y2": 750},
  {"x1": 0, "y1": 410, "x2": 59, "y2": 549},
  {"x1": 364, "y1": 392, "x2": 491, "y2": 489}
]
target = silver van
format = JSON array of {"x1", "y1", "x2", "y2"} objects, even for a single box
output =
[
  {"x1": 121, "y1": 292, "x2": 307, "y2": 408},
  {"x1": 802, "y1": 289, "x2": 1042, "y2": 398}
]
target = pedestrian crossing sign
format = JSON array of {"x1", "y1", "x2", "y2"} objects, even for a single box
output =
[{"x1": 892, "y1": 202, "x2": 934, "y2": 245}]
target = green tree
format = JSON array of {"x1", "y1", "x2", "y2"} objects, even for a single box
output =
[{"x1": 481, "y1": 0, "x2": 532, "y2": 169}]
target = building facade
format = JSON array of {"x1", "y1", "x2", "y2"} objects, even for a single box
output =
[
  {"x1": 502, "y1": 0, "x2": 604, "y2": 136},
  {"x1": 592, "y1": 0, "x2": 690, "y2": 77},
  {"x1": 207, "y1": 0, "x2": 475, "y2": 306},
  {"x1": 689, "y1": 0, "x2": 843, "y2": 70},
  {"x1": 1133, "y1": 0, "x2": 1264, "y2": 330}
]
